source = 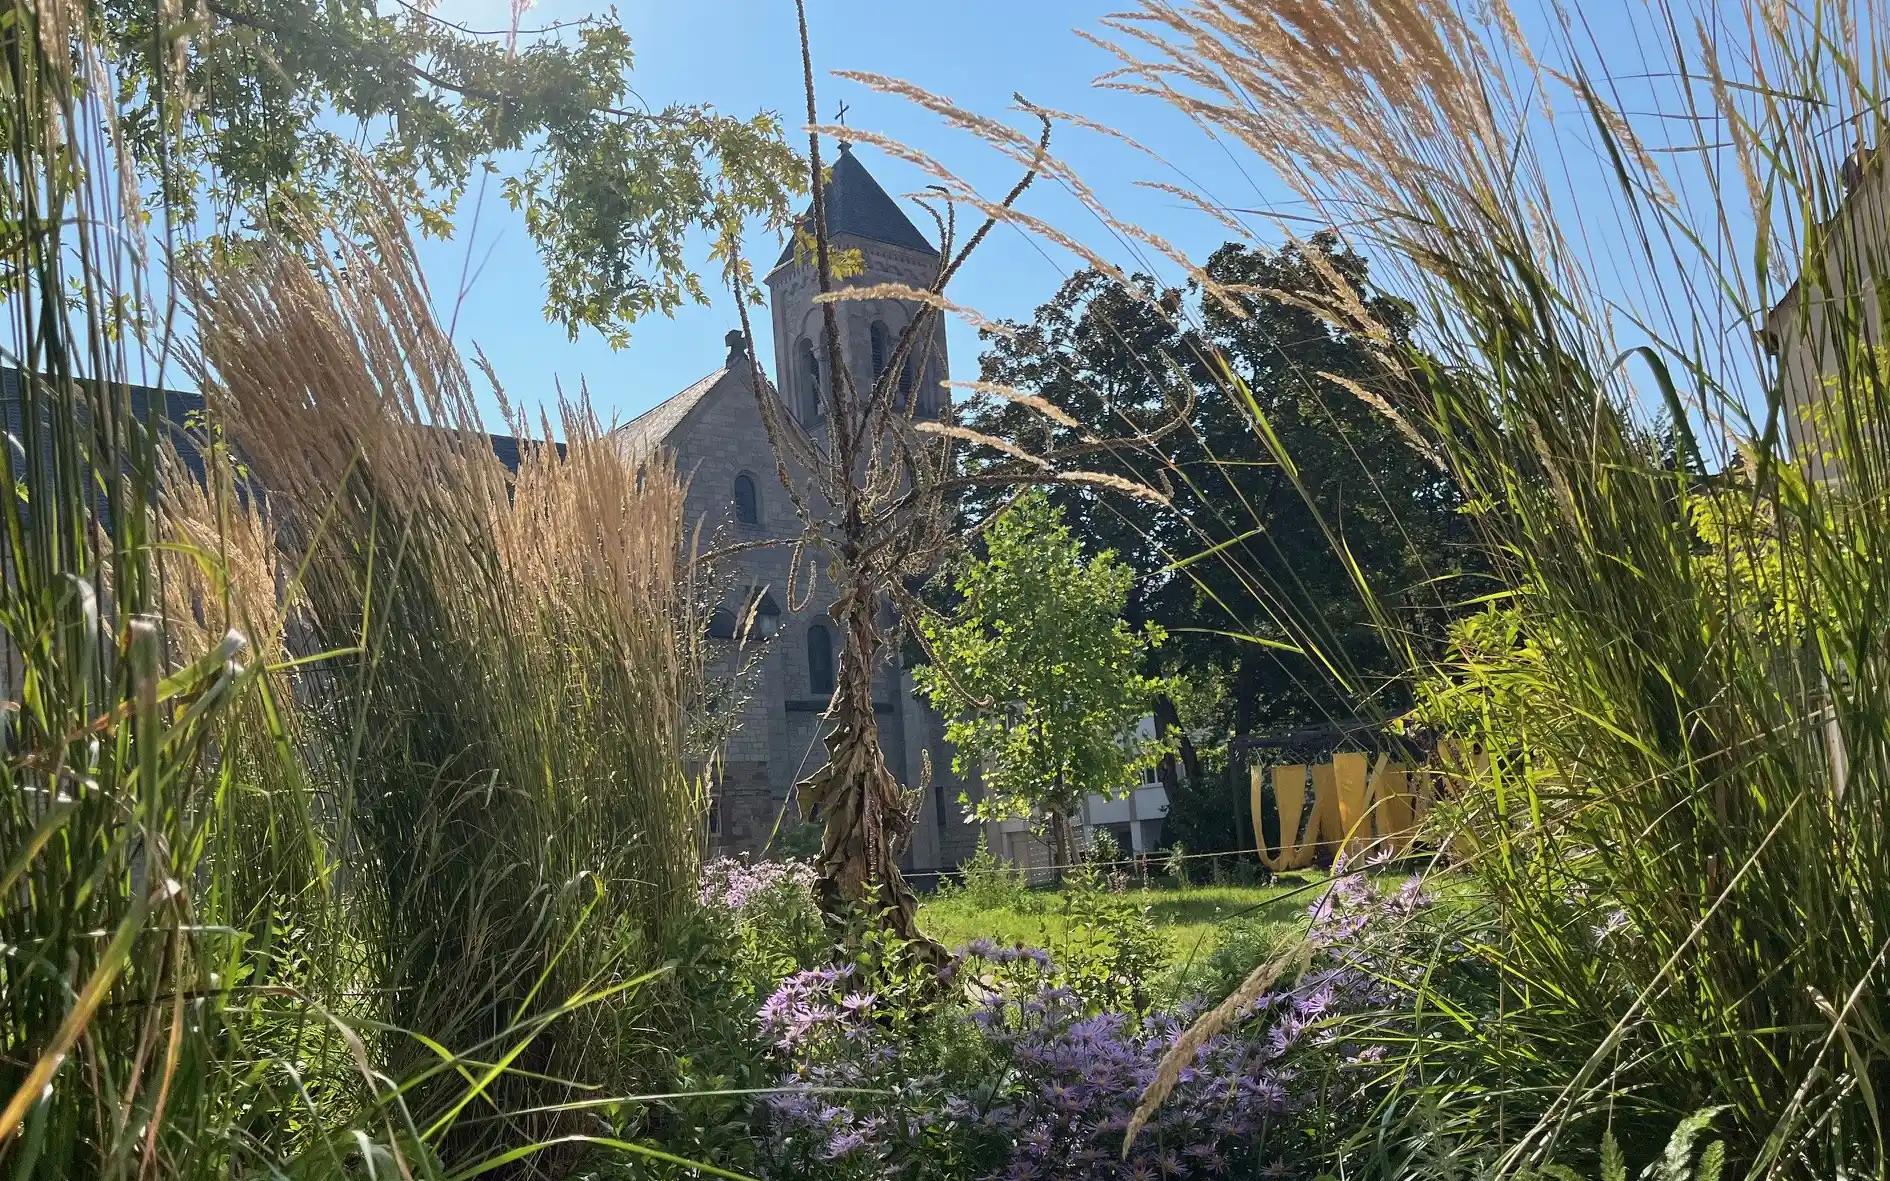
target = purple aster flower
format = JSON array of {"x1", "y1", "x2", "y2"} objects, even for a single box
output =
[
  {"x1": 822, "y1": 1128, "x2": 871, "y2": 1159},
  {"x1": 1294, "y1": 982, "x2": 1337, "y2": 1021},
  {"x1": 1396, "y1": 874, "x2": 1433, "y2": 913},
  {"x1": 815, "y1": 1103, "x2": 851, "y2": 1126},
  {"x1": 1045, "y1": 1082, "x2": 1082, "y2": 1112}
]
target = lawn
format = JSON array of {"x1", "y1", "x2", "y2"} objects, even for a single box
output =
[{"x1": 917, "y1": 875, "x2": 1330, "y2": 975}]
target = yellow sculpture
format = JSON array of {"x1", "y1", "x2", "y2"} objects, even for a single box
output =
[{"x1": 1250, "y1": 749, "x2": 1437, "y2": 868}]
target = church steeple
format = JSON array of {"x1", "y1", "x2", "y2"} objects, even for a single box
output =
[
  {"x1": 772, "y1": 142, "x2": 940, "y2": 269},
  {"x1": 764, "y1": 144, "x2": 950, "y2": 429}
]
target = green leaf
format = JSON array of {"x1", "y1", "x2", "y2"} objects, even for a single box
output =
[
  {"x1": 1695, "y1": 1140, "x2": 1726, "y2": 1181},
  {"x1": 1652, "y1": 1108, "x2": 1730, "y2": 1181},
  {"x1": 1601, "y1": 1131, "x2": 1627, "y2": 1181}
]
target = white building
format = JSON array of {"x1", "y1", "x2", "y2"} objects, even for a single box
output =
[{"x1": 1764, "y1": 145, "x2": 1887, "y2": 480}]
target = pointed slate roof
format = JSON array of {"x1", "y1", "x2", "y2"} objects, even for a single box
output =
[{"x1": 774, "y1": 143, "x2": 939, "y2": 268}]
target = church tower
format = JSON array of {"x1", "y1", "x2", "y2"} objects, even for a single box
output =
[{"x1": 764, "y1": 142, "x2": 951, "y2": 428}]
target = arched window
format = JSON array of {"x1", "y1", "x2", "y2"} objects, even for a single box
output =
[
  {"x1": 733, "y1": 472, "x2": 759, "y2": 525},
  {"x1": 901, "y1": 353, "x2": 925, "y2": 414},
  {"x1": 797, "y1": 338, "x2": 822, "y2": 423},
  {"x1": 807, "y1": 623, "x2": 835, "y2": 697},
  {"x1": 869, "y1": 320, "x2": 892, "y2": 380}
]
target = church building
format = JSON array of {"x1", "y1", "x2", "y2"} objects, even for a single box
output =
[{"x1": 617, "y1": 143, "x2": 982, "y2": 879}]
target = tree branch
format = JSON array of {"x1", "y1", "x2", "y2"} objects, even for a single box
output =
[{"x1": 202, "y1": 0, "x2": 699, "y2": 128}]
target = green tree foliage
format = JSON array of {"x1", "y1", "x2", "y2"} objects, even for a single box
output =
[
  {"x1": 915, "y1": 490, "x2": 1168, "y2": 866},
  {"x1": 967, "y1": 235, "x2": 1475, "y2": 737},
  {"x1": 94, "y1": 1, "x2": 803, "y2": 342}
]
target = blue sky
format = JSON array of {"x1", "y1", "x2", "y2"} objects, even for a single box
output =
[
  {"x1": 415, "y1": 0, "x2": 1789, "y2": 442},
  {"x1": 423, "y1": 0, "x2": 1300, "y2": 426}
]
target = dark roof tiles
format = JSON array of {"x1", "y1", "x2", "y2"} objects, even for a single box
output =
[
  {"x1": 2, "y1": 368, "x2": 555, "y2": 480},
  {"x1": 773, "y1": 143, "x2": 938, "y2": 268},
  {"x1": 615, "y1": 366, "x2": 727, "y2": 458}
]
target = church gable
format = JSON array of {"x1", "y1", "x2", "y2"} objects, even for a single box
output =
[
  {"x1": 617, "y1": 365, "x2": 730, "y2": 461},
  {"x1": 632, "y1": 353, "x2": 801, "y2": 548}
]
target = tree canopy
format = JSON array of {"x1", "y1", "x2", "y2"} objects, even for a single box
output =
[
  {"x1": 94, "y1": 1, "x2": 803, "y2": 344},
  {"x1": 964, "y1": 235, "x2": 1476, "y2": 741},
  {"x1": 914, "y1": 490, "x2": 1168, "y2": 866}
]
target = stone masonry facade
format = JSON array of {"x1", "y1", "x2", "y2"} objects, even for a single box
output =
[{"x1": 615, "y1": 144, "x2": 982, "y2": 878}]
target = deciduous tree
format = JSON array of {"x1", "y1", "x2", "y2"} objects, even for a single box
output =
[
  {"x1": 965, "y1": 236, "x2": 1475, "y2": 745},
  {"x1": 914, "y1": 490, "x2": 1168, "y2": 869},
  {"x1": 92, "y1": 0, "x2": 802, "y2": 342}
]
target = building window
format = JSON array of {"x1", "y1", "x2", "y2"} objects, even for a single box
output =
[
  {"x1": 902, "y1": 351, "x2": 930, "y2": 415},
  {"x1": 798, "y1": 338, "x2": 822, "y2": 423},
  {"x1": 870, "y1": 320, "x2": 892, "y2": 380},
  {"x1": 733, "y1": 472, "x2": 760, "y2": 525},
  {"x1": 807, "y1": 623, "x2": 836, "y2": 697}
]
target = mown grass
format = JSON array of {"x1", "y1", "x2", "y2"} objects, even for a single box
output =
[{"x1": 919, "y1": 878, "x2": 1325, "y2": 967}]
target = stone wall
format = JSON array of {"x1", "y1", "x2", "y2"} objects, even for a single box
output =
[
  {"x1": 714, "y1": 759, "x2": 777, "y2": 854},
  {"x1": 664, "y1": 229, "x2": 973, "y2": 870}
]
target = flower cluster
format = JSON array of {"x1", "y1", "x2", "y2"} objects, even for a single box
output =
[
  {"x1": 751, "y1": 863, "x2": 1438, "y2": 1180},
  {"x1": 1306, "y1": 850, "x2": 1432, "y2": 947},
  {"x1": 700, "y1": 855, "x2": 816, "y2": 912},
  {"x1": 757, "y1": 963, "x2": 985, "y2": 1177},
  {"x1": 755, "y1": 943, "x2": 1392, "y2": 1179},
  {"x1": 957, "y1": 943, "x2": 1364, "y2": 1181},
  {"x1": 758, "y1": 965, "x2": 878, "y2": 1052}
]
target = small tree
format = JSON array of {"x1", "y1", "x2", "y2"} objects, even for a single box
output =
[{"x1": 916, "y1": 490, "x2": 1169, "y2": 870}]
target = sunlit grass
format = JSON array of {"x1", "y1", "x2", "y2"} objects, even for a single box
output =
[{"x1": 918, "y1": 878, "x2": 1338, "y2": 967}]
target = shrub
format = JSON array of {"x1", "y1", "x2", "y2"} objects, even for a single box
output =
[
  {"x1": 754, "y1": 938, "x2": 1391, "y2": 1180},
  {"x1": 1178, "y1": 915, "x2": 1298, "y2": 1001},
  {"x1": 0, "y1": 30, "x2": 713, "y2": 1176},
  {"x1": 1162, "y1": 843, "x2": 1189, "y2": 890},
  {"x1": 755, "y1": 860, "x2": 1437, "y2": 1180},
  {"x1": 949, "y1": 835, "x2": 1032, "y2": 912},
  {"x1": 1051, "y1": 859, "x2": 1169, "y2": 1012},
  {"x1": 192, "y1": 209, "x2": 705, "y2": 1164},
  {"x1": 757, "y1": 962, "x2": 1007, "y2": 1180},
  {"x1": 602, "y1": 857, "x2": 826, "y2": 1178},
  {"x1": 1100, "y1": 0, "x2": 1890, "y2": 1170}
]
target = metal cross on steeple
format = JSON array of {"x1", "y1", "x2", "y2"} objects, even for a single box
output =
[{"x1": 835, "y1": 99, "x2": 852, "y2": 147}]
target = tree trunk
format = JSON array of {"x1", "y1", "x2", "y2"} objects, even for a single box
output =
[
  {"x1": 1046, "y1": 806, "x2": 1079, "y2": 882},
  {"x1": 1152, "y1": 692, "x2": 1201, "y2": 786},
  {"x1": 796, "y1": 579, "x2": 945, "y2": 965}
]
